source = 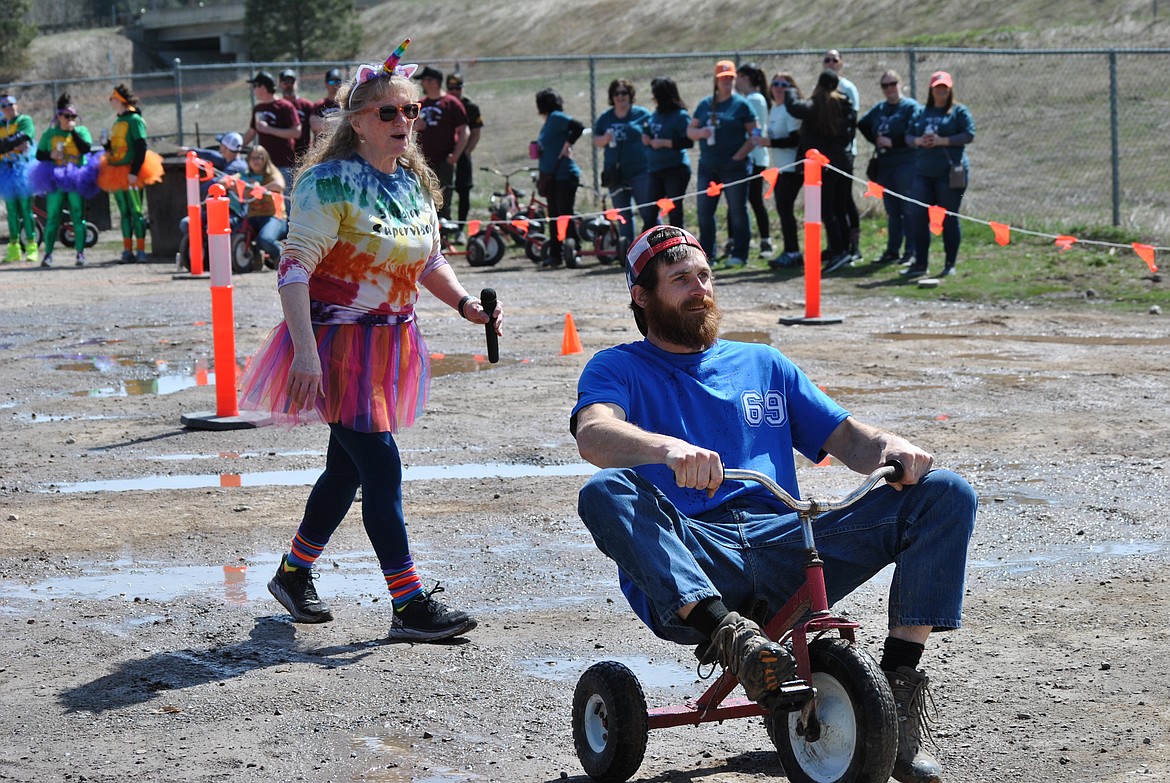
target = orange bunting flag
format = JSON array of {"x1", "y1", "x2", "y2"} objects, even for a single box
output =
[
  {"x1": 556, "y1": 214, "x2": 570, "y2": 241},
  {"x1": 928, "y1": 205, "x2": 946, "y2": 236},
  {"x1": 990, "y1": 221, "x2": 1011, "y2": 246},
  {"x1": 806, "y1": 149, "x2": 830, "y2": 165},
  {"x1": 865, "y1": 180, "x2": 885, "y2": 199},
  {"x1": 706, "y1": 181, "x2": 723, "y2": 197},
  {"x1": 250, "y1": 185, "x2": 265, "y2": 200},
  {"x1": 1132, "y1": 243, "x2": 1158, "y2": 272},
  {"x1": 467, "y1": 219, "x2": 481, "y2": 236},
  {"x1": 656, "y1": 197, "x2": 676, "y2": 216},
  {"x1": 511, "y1": 218, "x2": 529, "y2": 235},
  {"x1": 271, "y1": 192, "x2": 284, "y2": 217},
  {"x1": 1054, "y1": 235, "x2": 1077, "y2": 251},
  {"x1": 760, "y1": 167, "x2": 779, "y2": 199},
  {"x1": 604, "y1": 208, "x2": 627, "y2": 224},
  {"x1": 198, "y1": 160, "x2": 215, "y2": 181}
]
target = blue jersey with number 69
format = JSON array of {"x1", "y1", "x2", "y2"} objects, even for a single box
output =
[{"x1": 571, "y1": 338, "x2": 849, "y2": 518}]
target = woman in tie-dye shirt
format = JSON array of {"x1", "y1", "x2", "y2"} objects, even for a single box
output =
[{"x1": 240, "y1": 45, "x2": 503, "y2": 643}]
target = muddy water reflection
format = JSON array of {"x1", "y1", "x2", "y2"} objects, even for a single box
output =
[
  {"x1": 875, "y1": 332, "x2": 1170, "y2": 346},
  {"x1": 429, "y1": 352, "x2": 524, "y2": 377},
  {"x1": 48, "y1": 462, "x2": 598, "y2": 493}
]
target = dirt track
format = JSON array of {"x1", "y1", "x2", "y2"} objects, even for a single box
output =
[{"x1": 1, "y1": 250, "x2": 1168, "y2": 783}]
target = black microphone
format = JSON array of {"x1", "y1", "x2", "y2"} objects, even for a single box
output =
[{"x1": 480, "y1": 288, "x2": 499, "y2": 363}]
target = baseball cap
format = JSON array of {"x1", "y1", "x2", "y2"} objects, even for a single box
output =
[
  {"x1": 626, "y1": 227, "x2": 705, "y2": 290},
  {"x1": 929, "y1": 71, "x2": 953, "y2": 89},
  {"x1": 216, "y1": 131, "x2": 244, "y2": 152},
  {"x1": 248, "y1": 71, "x2": 276, "y2": 91},
  {"x1": 446, "y1": 73, "x2": 464, "y2": 89},
  {"x1": 325, "y1": 68, "x2": 343, "y2": 84},
  {"x1": 714, "y1": 60, "x2": 736, "y2": 78},
  {"x1": 278, "y1": 69, "x2": 297, "y2": 82},
  {"x1": 415, "y1": 65, "x2": 444, "y2": 82}
]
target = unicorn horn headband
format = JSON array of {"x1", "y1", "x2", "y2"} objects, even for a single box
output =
[{"x1": 349, "y1": 38, "x2": 417, "y2": 108}]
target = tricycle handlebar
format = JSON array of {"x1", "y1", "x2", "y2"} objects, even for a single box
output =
[{"x1": 723, "y1": 461, "x2": 903, "y2": 515}]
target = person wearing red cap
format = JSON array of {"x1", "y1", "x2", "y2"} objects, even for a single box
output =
[
  {"x1": 572, "y1": 224, "x2": 975, "y2": 783},
  {"x1": 686, "y1": 60, "x2": 757, "y2": 268},
  {"x1": 903, "y1": 71, "x2": 976, "y2": 279}
]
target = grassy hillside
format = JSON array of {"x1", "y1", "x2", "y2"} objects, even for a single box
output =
[{"x1": 353, "y1": 0, "x2": 1170, "y2": 59}]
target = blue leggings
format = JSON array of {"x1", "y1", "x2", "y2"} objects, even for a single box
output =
[{"x1": 299, "y1": 423, "x2": 408, "y2": 568}]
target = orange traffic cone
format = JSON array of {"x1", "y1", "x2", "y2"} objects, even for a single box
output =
[{"x1": 562, "y1": 313, "x2": 583, "y2": 355}]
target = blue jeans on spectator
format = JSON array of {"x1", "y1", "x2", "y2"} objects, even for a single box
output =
[
  {"x1": 696, "y1": 159, "x2": 750, "y2": 260},
  {"x1": 299, "y1": 423, "x2": 409, "y2": 568},
  {"x1": 248, "y1": 215, "x2": 288, "y2": 261},
  {"x1": 648, "y1": 164, "x2": 691, "y2": 230},
  {"x1": 878, "y1": 161, "x2": 916, "y2": 257},
  {"x1": 910, "y1": 173, "x2": 966, "y2": 270},
  {"x1": 609, "y1": 170, "x2": 656, "y2": 244},
  {"x1": 578, "y1": 467, "x2": 976, "y2": 645}
]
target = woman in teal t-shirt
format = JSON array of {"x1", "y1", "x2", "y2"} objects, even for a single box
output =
[
  {"x1": 642, "y1": 76, "x2": 692, "y2": 230},
  {"x1": 592, "y1": 78, "x2": 654, "y2": 244}
]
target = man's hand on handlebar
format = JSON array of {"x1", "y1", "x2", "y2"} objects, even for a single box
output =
[
  {"x1": 881, "y1": 441, "x2": 933, "y2": 491},
  {"x1": 665, "y1": 443, "x2": 724, "y2": 498}
]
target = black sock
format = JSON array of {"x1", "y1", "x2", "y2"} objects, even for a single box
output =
[
  {"x1": 684, "y1": 597, "x2": 730, "y2": 639},
  {"x1": 880, "y1": 636, "x2": 925, "y2": 672}
]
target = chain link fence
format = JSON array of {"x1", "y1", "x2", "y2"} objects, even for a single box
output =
[{"x1": 5, "y1": 47, "x2": 1169, "y2": 236}]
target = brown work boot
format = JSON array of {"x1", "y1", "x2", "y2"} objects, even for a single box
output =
[
  {"x1": 886, "y1": 666, "x2": 944, "y2": 783},
  {"x1": 706, "y1": 611, "x2": 795, "y2": 704}
]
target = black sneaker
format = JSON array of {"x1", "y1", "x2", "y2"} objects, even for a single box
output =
[
  {"x1": 389, "y1": 583, "x2": 476, "y2": 642},
  {"x1": 876, "y1": 250, "x2": 901, "y2": 264},
  {"x1": 268, "y1": 556, "x2": 334, "y2": 623},
  {"x1": 823, "y1": 251, "x2": 854, "y2": 274}
]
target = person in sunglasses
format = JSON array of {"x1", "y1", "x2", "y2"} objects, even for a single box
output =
[
  {"x1": 310, "y1": 68, "x2": 344, "y2": 140},
  {"x1": 753, "y1": 71, "x2": 803, "y2": 269},
  {"x1": 98, "y1": 83, "x2": 165, "y2": 263},
  {"x1": 239, "y1": 41, "x2": 502, "y2": 643},
  {"x1": 31, "y1": 94, "x2": 97, "y2": 268},
  {"x1": 822, "y1": 49, "x2": 863, "y2": 262},
  {"x1": 593, "y1": 78, "x2": 654, "y2": 245},
  {"x1": 0, "y1": 94, "x2": 37, "y2": 264},
  {"x1": 858, "y1": 70, "x2": 920, "y2": 266}
]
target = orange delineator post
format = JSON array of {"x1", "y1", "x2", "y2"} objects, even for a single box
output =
[
  {"x1": 185, "y1": 150, "x2": 205, "y2": 276},
  {"x1": 802, "y1": 149, "x2": 829, "y2": 320},
  {"x1": 205, "y1": 183, "x2": 239, "y2": 418}
]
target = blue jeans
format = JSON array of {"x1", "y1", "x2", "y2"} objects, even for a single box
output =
[
  {"x1": 248, "y1": 216, "x2": 288, "y2": 261},
  {"x1": 578, "y1": 467, "x2": 977, "y2": 645},
  {"x1": 648, "y1": 164, "x2": 691, "y2": 230},
  {"x1": 910, "y1": 173, "x2": 966, "y2": 269},
  {"x1": 299, "y1": 424, "x2": 409, "y2": 569},
  {"x1": 696, "y1": 159, "x2": 750, "y2": 260},
  {"x1": 878, "y1": 161, "x2": 916, "y2": 257},
  {"x1": 609, "y1": 170, "x2": 656, "y2": 243}
]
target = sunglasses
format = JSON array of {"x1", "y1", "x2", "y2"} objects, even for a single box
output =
[
  {"x1": 326, "y1": 79, "x2": 342, "y2": 86},
  {"x1": 823, "y1": 57, "x2": 840, "y2": 64},
  {"x1": 613, "y1": 90, "x2": 631, "y2": 96},
  {"x1": 881, "y1": 81, "x2": 899, "y2": 88},
  {"x1": 771, "y1": 80, "x2": 790, "y2": 88},
  {"x1": 59, "y1": 113, "x2": 79, "y2": 120},
  {"x1": 365, "y1": 102, "x2": 421, "y2": 122},
  {"x1": 0, "y1": 103, "x2": 13, "y2": 109}
]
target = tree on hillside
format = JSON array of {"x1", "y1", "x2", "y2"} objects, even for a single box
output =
[
  {"x1": 0, "y1": 0, "x2": 37, "y2": 80},
  {"x1": 245, "y1": 0, "x2": 361, "y2": 63}
]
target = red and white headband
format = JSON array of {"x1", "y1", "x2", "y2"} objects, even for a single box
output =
[{"x1": 625, "y1": 227, "x2": 705, "y2": 290}]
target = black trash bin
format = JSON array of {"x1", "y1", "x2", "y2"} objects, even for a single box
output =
[{"x1": 145, "y1": 156, "x2": 190, "y2": 260}]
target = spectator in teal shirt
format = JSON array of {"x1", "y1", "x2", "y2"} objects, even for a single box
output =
[
  {"x1": 687, "y1": 60, "x2": 756, "y2": 267},
  {"x1": 535, "y1": 87, "x2": 584, "y2": 268},
  {"x1": 903, "y1": 71, "x2": 975, "y2": 279},
  {"x1": 858, "y1": 69, "x2": 920, "y2": 265},
  {"x1": 593, "y1": 79, "x2": 654, "y2": 243},
  {"x1": 642, "y1": 76, "x2": 692, "y2": 230}
]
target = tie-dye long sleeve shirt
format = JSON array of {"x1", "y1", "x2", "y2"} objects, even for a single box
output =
[{"x1": 277, "y1": 155, "x2": 447, "y2": 325}]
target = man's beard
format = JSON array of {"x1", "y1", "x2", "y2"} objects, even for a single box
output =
[{"x1": 644, "y1": 291, "x2": 722, "y2": 350}]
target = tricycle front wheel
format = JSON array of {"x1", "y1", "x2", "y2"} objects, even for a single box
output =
[{"x1": 766, "y1": 637, "x2": 897, "y2": 783}]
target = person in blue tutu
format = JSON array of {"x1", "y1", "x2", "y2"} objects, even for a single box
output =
[
  {"x1": 32, "y1": 94, "x2": 99, "y2": 268},
  {"x1": 0, "y1": 94, "x2": 37, "y2": 264}
]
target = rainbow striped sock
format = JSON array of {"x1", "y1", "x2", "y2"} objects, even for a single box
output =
[
  {"x1": 383, "y1": 556, "x2": 424, "y2": 610},
  {"x1": 285, "y1": 529, "x2": 328, "y2": 570}
]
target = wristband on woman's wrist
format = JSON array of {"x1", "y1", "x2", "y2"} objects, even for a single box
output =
[{"x1": 457, "y1": 295, "x2": 477, "y2": 320}]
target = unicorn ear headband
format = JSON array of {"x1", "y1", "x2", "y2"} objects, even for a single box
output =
[{"x1": 348, "y1": 39, "x2": 416, "y2": 109}]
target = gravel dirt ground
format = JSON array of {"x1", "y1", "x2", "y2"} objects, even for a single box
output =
[{"x1": 1, "y1": 249, "x2": 1168, "y2": 783}]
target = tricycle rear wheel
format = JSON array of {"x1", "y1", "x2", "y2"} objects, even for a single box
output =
[{"x1": 572, "y1": 661, "x2": 648, "y2": 783}]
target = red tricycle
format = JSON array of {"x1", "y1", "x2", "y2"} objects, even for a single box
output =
[{"x1": 572, "y1": 464, "x2": 903, "y2": 783}]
